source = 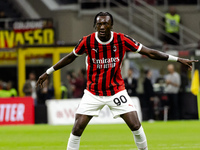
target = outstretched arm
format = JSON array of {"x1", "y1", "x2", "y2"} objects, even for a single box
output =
[
  {"x1": 139, "y1": 46, "x2": 198, "y2": 70},
  {"x1": 36, "y1": 52, "x2": 77, "y2": 87},
  {"x1": 53, "y1": 52, "x2": 77, "y2": 70}
]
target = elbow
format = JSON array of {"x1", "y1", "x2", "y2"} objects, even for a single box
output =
[
  {"x1": 147, "y1": 52, "x2": 156, "y2": 59},
  {"x1": 143, "y1": 49, "x2": 157, "y2": 59}
]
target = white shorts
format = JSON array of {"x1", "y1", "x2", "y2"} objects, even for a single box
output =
[{"x1": 76, "y1": 89, "x2": 136, "y2": 118}]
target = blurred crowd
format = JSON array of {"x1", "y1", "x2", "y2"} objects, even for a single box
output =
[
  {"x1": 123, "y1": 63, "x2": 188, "y2": 121},
  {"x1": 65, "y1": 69, "x2": 87, "y2": 99},
  {"x1": 0, "y1": 68, "x2": 87, "y2": 105},
  {"x1": 0, "y1": 80, "x2": 17, "y2": 98},
  {"x1": 20, "y1": 69, "x2": 86, "y2": 105}
]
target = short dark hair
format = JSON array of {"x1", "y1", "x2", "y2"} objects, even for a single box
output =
[{"x1": 93, "y1": 12, "x2": 113, "y2": 28}]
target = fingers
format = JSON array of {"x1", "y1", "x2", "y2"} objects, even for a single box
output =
[
  {"x1": 36, "y1": 80, "x2": 41, "y2": 88},
  {"x1": 36, "y1": 80, "x2": 40, "y2": 87},
  {"x1": 39, "y1": 82, "x2": 44, "y2": 88},
  {"x1": 190, "y1": 60, "x2": 199, "y2": 63},
  {"x1": 36, "y1": 78, "x2": 44, "y2": 88},
  {"x1": 185, "y1": 60, "x2": 198, "y2": 71},
  {"x1": 188, "y1": 65, "x2": 192, "y2": 71},
  {"x1": 36, "y1": 73, "x2": 48, "y2": 88},
  {"x1": 36, "y1": 78, "x2": 42, "y2": 87}
]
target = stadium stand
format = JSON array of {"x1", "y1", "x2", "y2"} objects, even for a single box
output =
[{"x1": 0, "y1": 0, "x2": 21, "y2": 18}]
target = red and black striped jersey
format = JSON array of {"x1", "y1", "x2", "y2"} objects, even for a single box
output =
[{"x1": 73, "y1": 31, "x2": 142, "y2": 96}]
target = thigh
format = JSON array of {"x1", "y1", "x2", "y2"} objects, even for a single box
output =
[
  {"x1": 72, "y1": 114, "x2": 93, "y2": 136},
  {"x1": 120, "y1": 111, "x2": 141, "y2": 131},
  {"x1": 76, "y1": 90, "x2": 105, "y2": 117},
  {"x1": 107, "y1": 90, "x2": 137, "y2": 118}
]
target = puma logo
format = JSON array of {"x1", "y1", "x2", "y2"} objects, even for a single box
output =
[
  {"x1": 128, "y1": 104, "x2": 133, "y2": 107},
  {"x1": 92, "y1": 48, "x2": 98, "y2": 53}
]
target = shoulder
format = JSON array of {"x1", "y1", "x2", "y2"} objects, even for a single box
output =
[
  {"x1": 117, "y1": 32, "x2": 127, "y2": 38},
  {"x1": 25, "y1": 80, "x2": 31, "y2": 84},
  {"x1": 113, "y1": 32, "x2": 130, "y2": 42},
  {"x1": 77, "y1": 35, "x2": 88, "y2": 45},
  {"x1": 174, "y1": 72, "x2": 180, "y2": 76},
  {"x1": 112, "y1": 32, "x2": 125, "y2": 37},
  {"x1": 113, "y1": 32, "x2": 135, "y2": 40},
  {"x1": 85, "y1": 32, "x2": 95, "y2": 38},
  {"x1": 80, "y1": 32, "x2": 95, "y2": 41},
  {"x1": 23, "y1": 81, "x2": 32, "y2": 87},
  {"x1": 165, "y1": 13, "x2": 170, "y2": 16},
  {"x1": 175, "y1": 14, "x2": 181, "y2": 18}
]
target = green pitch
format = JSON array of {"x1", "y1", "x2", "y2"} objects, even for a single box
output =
[{"x1": 0, "y1": 121, "x2": 200, "y2": 150}]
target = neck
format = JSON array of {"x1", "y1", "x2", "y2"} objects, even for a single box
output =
[
  {"x1": 95, "y1": 31, "x2": 113, "y2": 45},
  {"x1": 98, "y1": 33, "x2": 111, "y2": 42}
]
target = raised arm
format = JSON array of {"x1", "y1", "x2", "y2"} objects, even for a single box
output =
[
  {"x1": 139, "y1": 46, "x2": 198, "y2": 70},
  {"x1": 36, "y1": 52, "x2": 77, "y2": 87}
]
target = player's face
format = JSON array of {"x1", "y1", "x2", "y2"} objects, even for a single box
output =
[{"x1": 96, "y1": 16, "x2": 112, "y2": 42}]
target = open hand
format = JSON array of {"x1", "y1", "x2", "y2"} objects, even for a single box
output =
[{"x1": 178, "y1": 58, "x2": 198, "y2": 70}]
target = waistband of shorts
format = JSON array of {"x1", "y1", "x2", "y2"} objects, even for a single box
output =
[{"x1": 85, "y1": 89, "x2": 127, "y2": 97}]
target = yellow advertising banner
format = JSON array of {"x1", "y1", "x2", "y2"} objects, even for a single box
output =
[
  {"x1": 0, "y1": 28, "x2": 54, "y2": 48},
  {"x1": 0, "y1": 51, "x2": 52, "y2": 66}
]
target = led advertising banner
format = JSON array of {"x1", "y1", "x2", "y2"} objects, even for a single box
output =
[
  {"x1": 0, "y1": 19, "x2": 54, "y2": 48},
  {"x1": 46, "y1": 97, "x2": 142, "y2": 125},
  {"x1": 0, "y1": 97, "x2": 34, "y2": 125}
]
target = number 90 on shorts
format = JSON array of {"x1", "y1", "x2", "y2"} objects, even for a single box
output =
[{"x1": 113, "y1": 95, "x2": 127, "y2": 106}]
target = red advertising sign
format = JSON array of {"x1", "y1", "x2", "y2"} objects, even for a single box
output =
[{"x1": 0, "y1": 97, "x2": 34, "y2": 125}]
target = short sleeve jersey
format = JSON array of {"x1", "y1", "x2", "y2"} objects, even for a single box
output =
[{"x1": 73, "y1": 31, "x2": 142, "y2": 96}]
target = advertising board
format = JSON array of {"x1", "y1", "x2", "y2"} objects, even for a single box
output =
[
  {"x1": 46, "y1": 97, "x2": 142, "y2": 125},
  {"x1": 0, "y1": 97, "x2": 34, "y2": 125}
]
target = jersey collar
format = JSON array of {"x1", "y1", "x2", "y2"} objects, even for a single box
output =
[{"x1": 95, "y1": 31, "x2": 113, "y2": 45}]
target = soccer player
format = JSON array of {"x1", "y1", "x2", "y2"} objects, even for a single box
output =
[{"x1": 36, "y1": 12, "x2": 198, "y2": 150}]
